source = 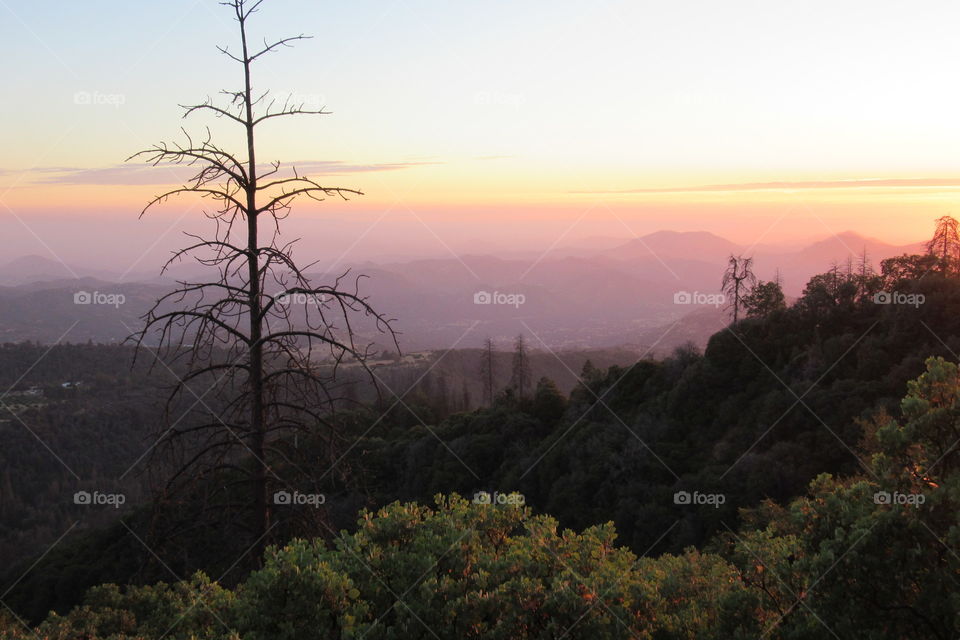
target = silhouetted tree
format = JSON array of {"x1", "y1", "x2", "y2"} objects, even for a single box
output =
[
  {"x1": 742, "y1": 280, "x2": 786, "y2": 319},
  {"x1": 130, "y1": 0, "x2": 395, "y2": 556},
  {"x1": 927, "y1": 215, "x2": 960, "y2": 275},
  {"x1": 853, "y1": 246, "x2": 878, "y2": 297},
  {"x1": 580, "y1": 359, "x2": 601, "y2": 387},
  {"x1": 479, "y1": 337, "x2": 495, "y2": 406},
  {"x1": 721, "y1": 255, "x2": 756, "y2": 323},
  {"x1": 510, "y1": 334, "x2": 531, "y2": 400},
  {"x1": 532, "y1": 376, "x2": 567, "y2": 424},
  {"x1": 798, "y1": 262, "x2": 861, "y2": 317},
  {"x1": 881, "y1": 253, "x2": 939, "y2": 285}
]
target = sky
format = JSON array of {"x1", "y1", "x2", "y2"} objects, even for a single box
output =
[{"x1": 1, "y1": 0, "x2": 959, "y2": 269}]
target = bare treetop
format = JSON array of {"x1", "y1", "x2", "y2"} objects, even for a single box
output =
[{"x1": 129, "y1": 0, "x2": 397, "y2": 558}]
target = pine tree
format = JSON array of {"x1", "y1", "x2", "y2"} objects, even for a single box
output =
[{"x1": 926, "y1": 215, "x2": 960, "y2": 275}]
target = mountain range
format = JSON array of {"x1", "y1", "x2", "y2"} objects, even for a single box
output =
[{"x1": 0, "y1": 230, "x2": 925, "y2": 352}]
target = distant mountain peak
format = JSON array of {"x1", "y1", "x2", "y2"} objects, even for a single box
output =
[
  {"x1": 3, "y1": 254, "x2": 68, "y2": 269},
  {"x1": 0, "y1": 254, "x2": 79, "y2": 283},
  {"x1": 831, "y1": 230, "x2": 884, "y2": 244},
  {"x1": 640, "y1": 229, "x2": 733, "y2": 241},
  {"x1": 606, "y1": 230, "x2": 742, "y2": 263},
  {"x1": 799, "y1": 232, "x2": 903, "y2": 255}
]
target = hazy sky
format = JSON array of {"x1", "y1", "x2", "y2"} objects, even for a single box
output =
[{"x1": 1, "y1": 0, "x2": 958, "y2": 268}]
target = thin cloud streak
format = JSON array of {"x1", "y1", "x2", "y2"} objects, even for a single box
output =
[
  {"x1": 9, "y1": 160, "x2": 440, "y2": 186},
  {"x1": 574, "y1": 177, "x2": 960, "y2": 195}
]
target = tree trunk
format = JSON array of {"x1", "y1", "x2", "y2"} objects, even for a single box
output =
[{"x1": 240, "y1": 13, "x2": 268, "y2": 560}]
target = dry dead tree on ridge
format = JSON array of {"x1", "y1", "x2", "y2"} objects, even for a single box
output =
[{"x1": 129, "y1": 0, "x2": 397, "y2": 557}]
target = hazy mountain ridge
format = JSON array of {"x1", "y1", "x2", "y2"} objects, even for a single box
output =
[{"x1": 0, "y1": 230, "x2": 927, "y2": 349}]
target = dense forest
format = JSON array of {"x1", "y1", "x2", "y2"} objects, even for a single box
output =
[{"x1": 3, "y1": 219, "x2": 960, "y2": 637}]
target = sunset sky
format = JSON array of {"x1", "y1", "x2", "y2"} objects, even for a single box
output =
[{"x1": 2, "y1": 0, "x2": 959, "y2": 268}]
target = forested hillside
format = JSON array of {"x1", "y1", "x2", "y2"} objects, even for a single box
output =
[
  {"x1": 3, "y1": 348, "x2": 960, "y2": 637},
  {"x1": 4, "y1": 242, "x2": 960, "y2": 637}
]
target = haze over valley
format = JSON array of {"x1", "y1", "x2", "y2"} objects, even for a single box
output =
[{"x1": 0, "y1": 229, "x2": 924, "y2": 351}]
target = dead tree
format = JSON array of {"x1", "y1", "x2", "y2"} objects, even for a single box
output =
[
  {"x1": 130, "y1": 0, "x2": 395, "y2": 558},
  {"x1": 721, "y1": 254, "x2": 757, "y2": 323},
  {"x1": 510, "y1": 334, "x2": 531, "y2": 400},
  {"x1": 855, "y1": 246, "x2": 877, "y2": 299},
  {"x1": 479, "y1": 337, "x2": 495, "y2": 406}
]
